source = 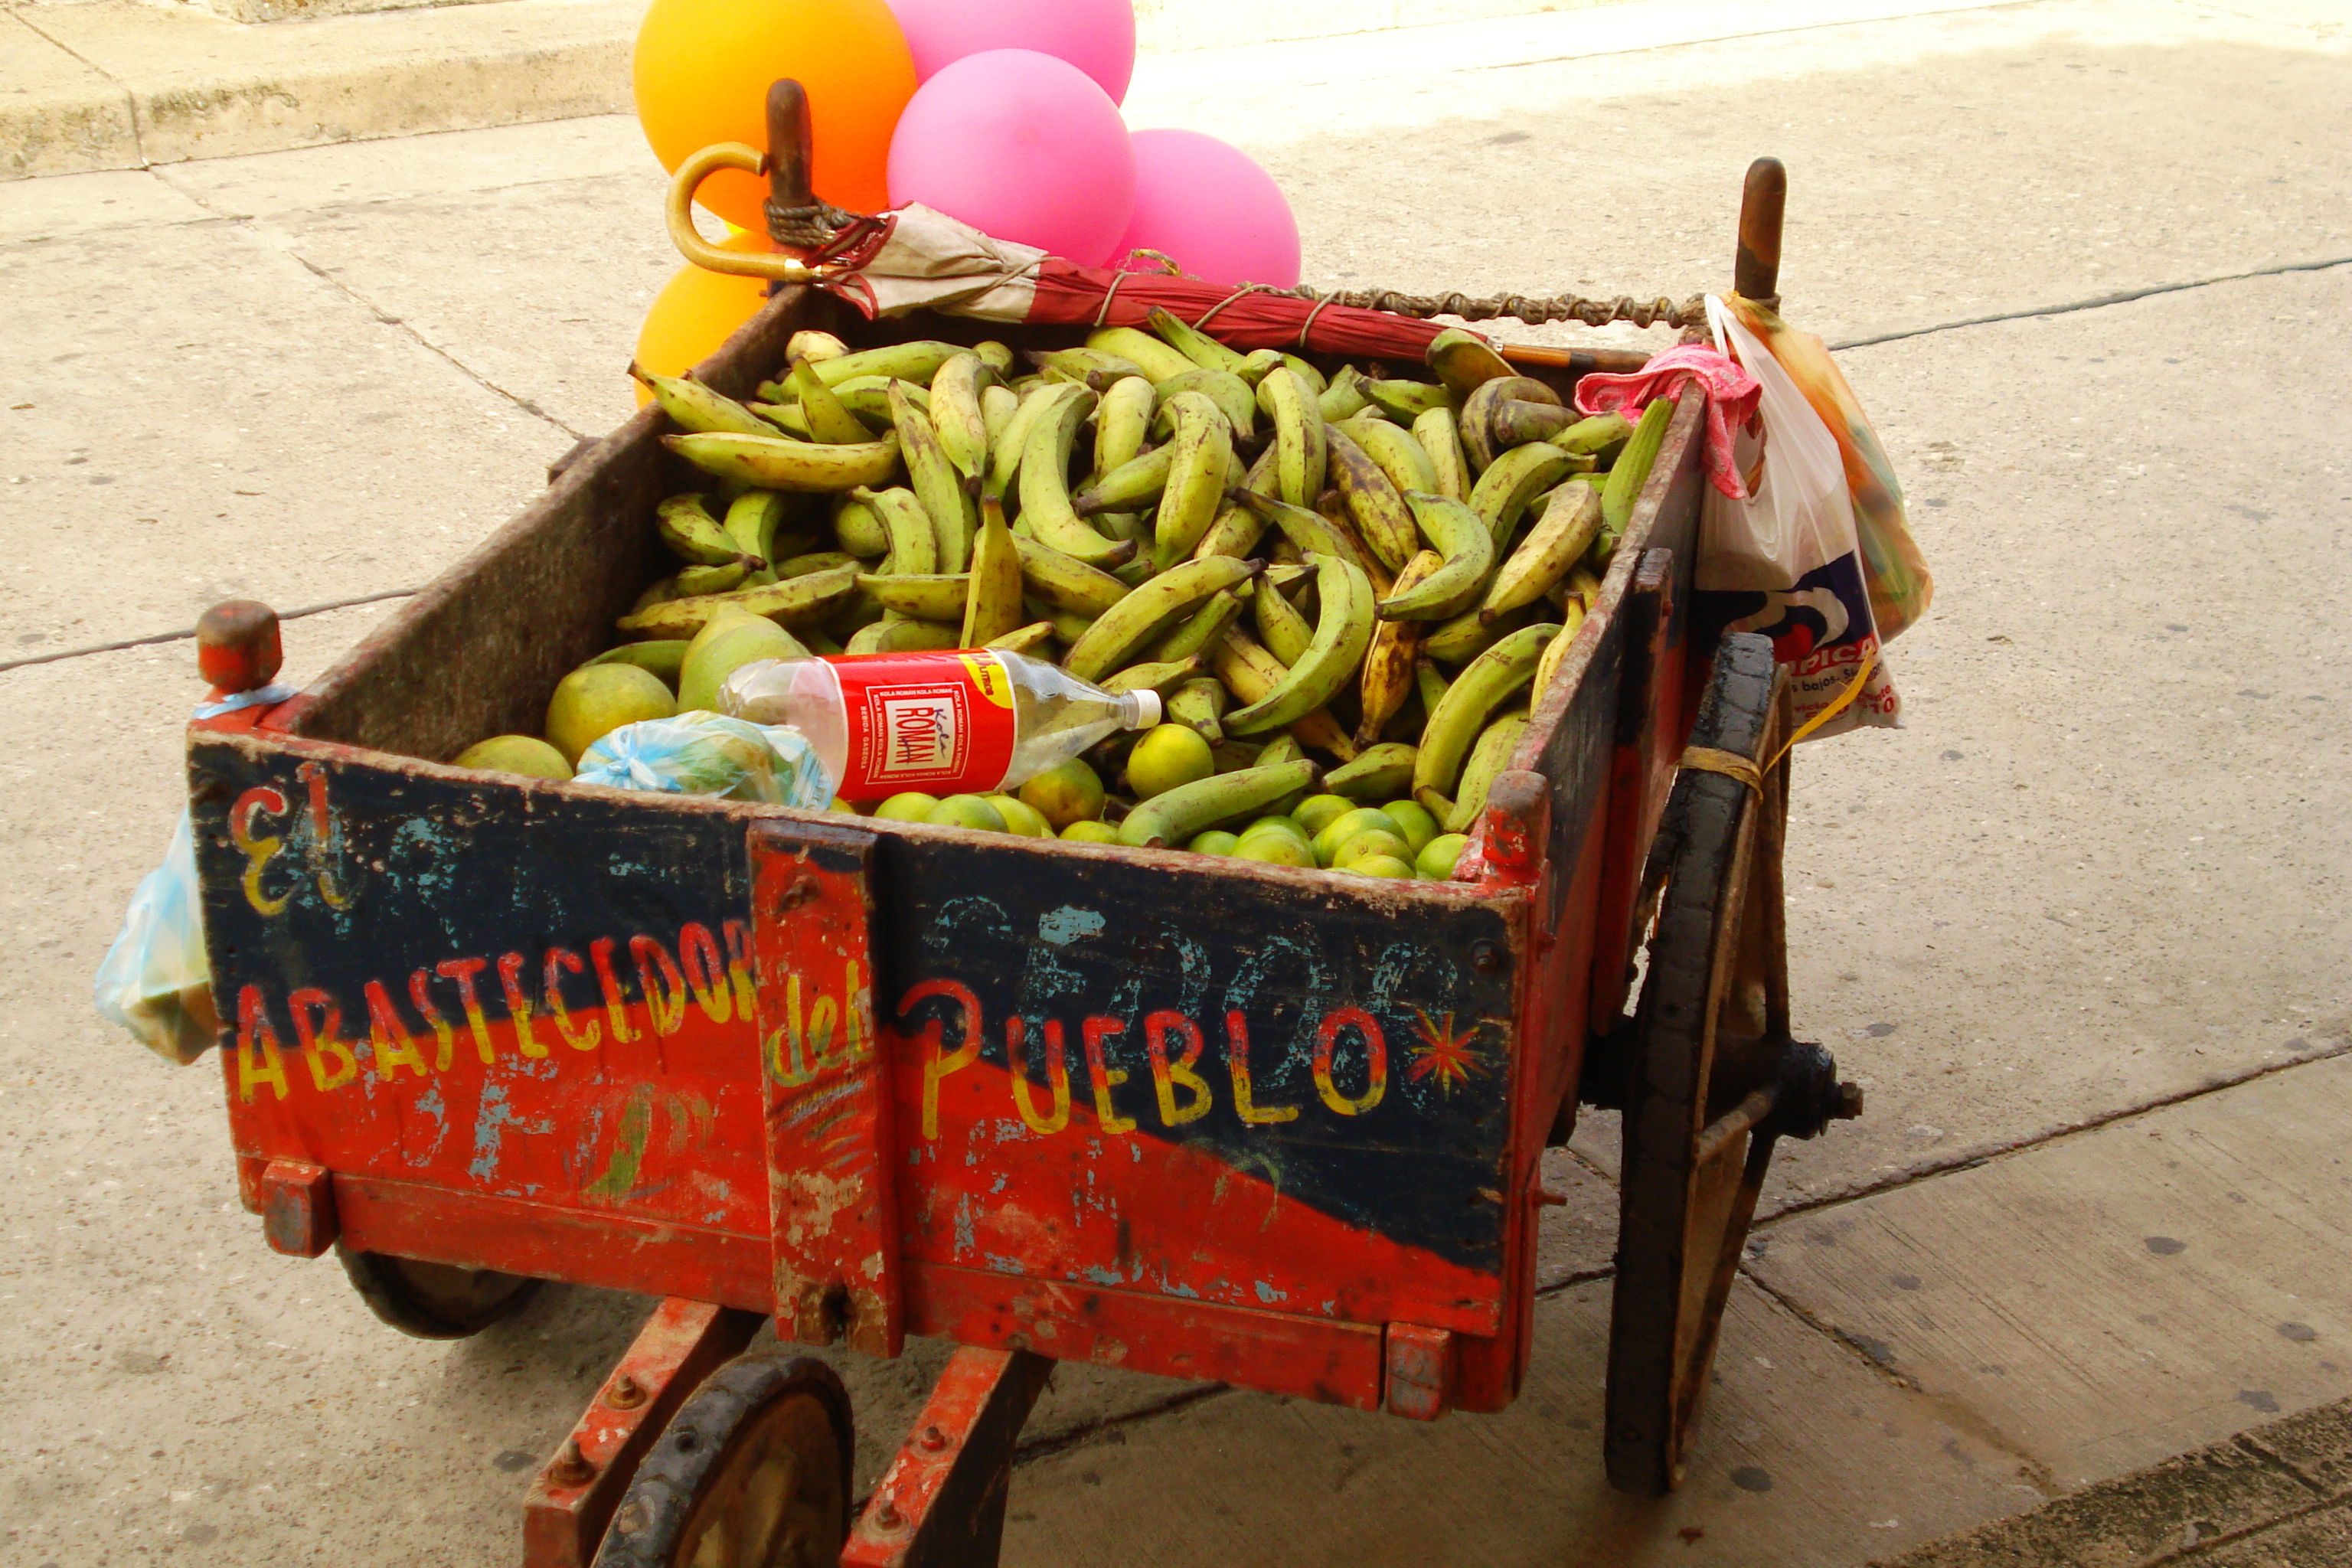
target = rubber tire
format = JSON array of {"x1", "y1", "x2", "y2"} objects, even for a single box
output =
[
  {"x1": 593, "y1": 1351, "x2": 854, "y2": 1568},
  {"x1": 335, "y1": 1243, "x2": 541, "y2": 1340}
]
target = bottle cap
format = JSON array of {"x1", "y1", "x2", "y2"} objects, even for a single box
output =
[{"x1": 1130, "y1": 689, "x2": 1163, "y2": 728}]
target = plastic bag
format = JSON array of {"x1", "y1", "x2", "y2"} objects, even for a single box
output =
[
  {"x1": 1715, "y1": 292, "x2": 1933, "y2": 641},
  {"x1": 93, "y1": 808, "x2": 219, "y2": 1065},
  {"x1": 574, "y1": 711, "x2": 834, "y2": 807},
  {"x1": 1700, "y1": 295, "x2": 1900, "y2": 740}
]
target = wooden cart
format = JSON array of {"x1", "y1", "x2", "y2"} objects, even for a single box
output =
[{"x1": 185, "y1": 158, "x2": 1860, "y2": 1566}]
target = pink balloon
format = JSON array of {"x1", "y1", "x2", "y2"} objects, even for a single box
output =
[
  {"x1": 1112, "y1": 129, "x2": 1300, "y2": 289},
  {"x1": 887, "y1": 0, "x2": 1135, "y2": 104},
  {"x1": 887, "y1": 50, "x2": 1136, "y2": 266}
]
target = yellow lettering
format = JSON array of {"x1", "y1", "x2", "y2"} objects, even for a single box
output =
[
  {"x1": 1082, "y1": 1017, "x2": 1137, "y2": 1135},
  {"x1": 235, "y1": 985, "x2": 289, "y2": 1102},
  {"x1": 1144, "y1": 1011, "x2": 1213, "y2": 1126},
  {"x1": 229, "y1": 787, "x2": 289, "y2": 917},
  {"x1": 1008, "y1": 1017, "x2": 1071, "y2": 1135},
  {"x1": 496, "y1": 952, "x2": 548, "y2": 1059},
  {"x1": 436, "y1": 957, "x2": 496, "y2": 1064},
  {"x1": 362, "y1": 980, "x2": 429, "y2": 1080},
  {"x1": 1226, "y1": 1011, "x2": 1298, "y2": 1125},
  {"x1": 543, "y1": 948, "x2": 602, "y2": 1052},
  {"x1": 289, "y1": 988, "x2": 358, "y2": 1092},
  {"x1": 903, "y1": 981, "x2": 980, "y2": 1140}
]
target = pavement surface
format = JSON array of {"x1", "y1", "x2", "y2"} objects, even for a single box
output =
[{"x1": 1, "y1": 0, "x2": 2348, "y2": 1563}]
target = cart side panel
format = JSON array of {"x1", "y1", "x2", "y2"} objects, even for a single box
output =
[
  {"x1": 875, "y1": 831, "x2": 1524, "y2": 1338},
  {"x1": 189, "y1": 730, "x2": 772, "y2": 1245}
]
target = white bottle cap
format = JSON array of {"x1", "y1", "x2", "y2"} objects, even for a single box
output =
[{"x1": 1130, "y1": 689, "x2": 1163, "y2": 728}]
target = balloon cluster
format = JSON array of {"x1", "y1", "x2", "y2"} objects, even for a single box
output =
[{"x1": 629, "y1": 0, "x2": 1301, "y2": 383}]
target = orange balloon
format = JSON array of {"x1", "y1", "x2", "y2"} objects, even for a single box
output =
[
  {"x1": 633, "y1": 0, "x2": 916, "y2": 233},
  {"x1": 633, "y1": 230, "x2": 779, "y2": 403}
]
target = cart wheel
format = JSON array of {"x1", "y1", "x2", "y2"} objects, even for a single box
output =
[
  {"x1": 593, "y1": 1350, "x2": 853, "y2": 1568},
  {"x1": 335, "y1": 1244, "x2": 541, "y2": 1340},
  {"x1": 1603, "y1": 635, "x2": 1860, "y2": 1496}
]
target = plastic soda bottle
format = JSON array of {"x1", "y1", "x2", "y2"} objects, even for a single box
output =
[{"x1": 717, "y1": 650, "x2": 1161, "y2": 803}]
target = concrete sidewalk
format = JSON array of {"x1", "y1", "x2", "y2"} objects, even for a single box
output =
[{"x1": 2, "y1": 0, "x2": 2348, "y2": 1563}]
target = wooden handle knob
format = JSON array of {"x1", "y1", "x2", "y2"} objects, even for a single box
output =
[
  {"x1": 1735, "y1": 156, "x2": 1786, "y2": 305},
  {"x1": 196, "y1": 599, "x2": 282, "y2": 695},
  {"x1": 765, "y1": 78, "x2": 815, "y2": 216}
]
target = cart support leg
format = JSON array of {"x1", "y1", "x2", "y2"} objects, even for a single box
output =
[
  {"x1": 844, "y1": 1345, "x2": 1054, "y2": 1568},
  {"x1": 521, "y1": 1297, "x2": 763, "y2": 1568}
]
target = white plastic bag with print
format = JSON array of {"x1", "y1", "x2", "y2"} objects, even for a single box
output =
[
  {"x1": 1699, "y1": 295, "x2": 1899, "y2": 738},
  {"x1": 93, "y1": 808, "x2": 219, "y2": 1065}
]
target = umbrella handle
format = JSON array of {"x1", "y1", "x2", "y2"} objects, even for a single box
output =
[{"x1": 665, "y1": 143, "x2": 825, "y2": 283}]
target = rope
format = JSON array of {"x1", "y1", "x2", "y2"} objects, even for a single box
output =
[
  {"x1": 763, "y1": 198, "x2": 858, "y2": 253},
  {"x1": 1283, "y1": 286, "x2": 1710, "y2": 331},
  {"x1": 1677, "y1": 648, "x2": 1882, "y2": 790}
]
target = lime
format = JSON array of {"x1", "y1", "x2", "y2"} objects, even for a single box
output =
[
  {"x1": 1380, "y1": 799, "x2": 1441, "y2": 857},
  {"x1": 987, "y1": 794, "x2": 1053, "y2": 838},
  {"x1": 1238, "y1": 815, "x2": 1309, "y2": 846},
  {"x1": 1416, "y1": 832, "x2": 1469, "y2": 880},
  {"x1": 927, "y1": 795, "x2": 1008, "y2": 832},
  {"x1": 1348, "y1": 854, "x2": 1416, "y2": 880},
  {"x1": 874, "y1": 792, "x2": 942, "y2": 822},
  {"x1": 1331, "y1": 829, "x2": 1412, "y2": 871},
  {"x1": 545, "y1": 664, "x2": 674, "y2": 765},
  {"x1": 1018, "y1": 758, "x2": 1105, "y2": 828},
  {"x1": 1313, "y1": 807, "x2": 1402, "y2": 866},
  {"x1": 676, "y1": 609, "x2": 799, "y2": 713},
  {"x1": 1060, "y1": 820, "x2": 1122, "y2": 844},
  {"x1": 826, "y1": 796, "x2": 863, "y2": 815},
  {"x1": 1125, "y1": 724, "x2": 1215, "y2": 800},
  {"x1": 1232, "y1": 833, "x2": 1316, "y2": 868},
  {"x1": 1293, "y1": 794, "x2": 1356, "y2": 838},
  {"x1": 1187, "y1": 830, "x2": 1240, "y2": 856},
  {"x1": 452, "y1": 734, "x2": 572, "y2": 781}
]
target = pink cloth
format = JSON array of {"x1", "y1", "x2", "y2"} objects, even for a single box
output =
[{"x1": 1572, "y1": 343, "x2": 1759, "y2": 498}]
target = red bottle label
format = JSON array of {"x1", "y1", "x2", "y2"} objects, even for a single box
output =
[{"x1": 829, "y1": 652, "x2": 1018, "y2": 799}]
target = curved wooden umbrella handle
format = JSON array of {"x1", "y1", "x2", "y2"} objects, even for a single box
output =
[{"x1": 664, "y1": 143, "x2": 822, "y2": 283}]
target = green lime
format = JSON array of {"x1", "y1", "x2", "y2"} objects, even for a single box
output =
[
  {"x1": 826, "y1": 796, "x2": 863, "y2": 815},
  {"x1": 1331, "y1": 829, "x2": 1412, "y2": 871},
  {"x1": 1293, "y1": 794, "x2": 1356, "y2": 838},
  {"x1": 1232, "y1": 832, "x2": 1316, "y2": 867},
  {"x1": 1312, "y1": 807, "x2": 1402, "y2": 865},
  {"x1": 926, "y1": 795, "x2": 1008, "y2": 832},
  {"x1": 1060, "y1": 820, "x2": 1122, "y2": 844},
  {"x1": 1416, "y1": 832, "x2": 1469, "y2": 880},
  {"x1": 1187, "y1": 830, "x2": 1240, "y2": 856},
  {"x1": 1380, "y1": 799, "x2": 1441, "y2": 857},
  {"x1": 874, "y1": 792, "x2": 942, "y2": 822},
  {"x1": 544, "y1": 664, "x2": 674, "y2": 765},
  {"x1": 1018, "y1": 758, "x2": 1106, "y2": 828},
  {"x1": 1125, "y1": 724, "x2": 1215, "y2": 800},
  {"x1": 676, "y1": 609, "x2": 799, "y2": 713},
  {"x1": 452, "y1": 733, "x2": 573, "y2": 781},
  {"x1": 1238, "y1": 815, "x2": 1309, "y2": 845},
  {"x1": 987, "y1": 794, "x2": 1053, "y2": 838},
  {"x1": 1348, "y1": 854, "x2": 1416, "y2": 880}
]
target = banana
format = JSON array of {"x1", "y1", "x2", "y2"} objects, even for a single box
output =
[
  {"x1": 1019, "y1": 384, "x2": 1129, "y2": 567},
  {"x1": 859, "y1": 573, "x2": 970, "y2": 621},
  {"x1": 786, "y1": 358, "x2": 874, "y2": 445},
  {"x1": 1487, "y1": 398, "x2": 1577, "y2": 451},
  {"x1": 806, "y1": 341, "x2": 966, "y2": 389},
  {"x1": 1416, "y1": 659, "x2": 1451, "y2": 720},
  {"x1": 853, "y1": 485, "x2": 936, "y2": 576},
  {"x1": 985, "y1": 381, "x2": 1059, "y2": 500},
  {"x1": 1143, "y1": 587, "x2": 1245, "y2": 664},
  {"x1": 1233, "y1": 348, "x2": 1284, "y2": 387},
  {"x1": 664, "y1": 432, "x2": 900, "y2": 492},
  {"x1": 1551, "y1": 410, "x2": 1634, "y2": 458},
  {"x1": 832, "y1": 492, "x2": 890, "y2": 558},
  {"x1": 1341, "y1": 415, "x2": 1440, "y2": 497},
  {"x1": 1012, "y1": 533, "x2": 1132, "y2": 616},
  {"x1": 1233, "y1": 489, "x2": 1379, "y2": 583},
  {"x1": 1192, "y1": 443, "x2": 1280, "y2": 560},
  {"x1": 720, "y1": 489, "x2": 794, "y2": 568},
  {"x1": 1103, "y1": 657, "x2": 1206, "y2": 697},
  {"x1": 1119, "y1": 759, "x2": 1320, "y2": 848},
  {"x1": 675, "y1": 560, "x2": 750, "y2": 596},
  {"x1": 1025, "y1": 596, "x2": 1096, "y2": 645},
  {"x1": 1423, "y1": 328, "x2": 1514, "y2": 397},
  {"x1": 1323, "y1": 423, "x2": 1419, "y2": 571},
  {"x1": 588, "y1": 639, "x2": 690, "y2": 683},
  {"x1": 1566, "y1": 564, "x2": 1605, "y2": 610},
  {"x1": 889, "y1": 380, "x2": 976, "y2": 575},
  {"x1": 1279, "y1": 355, "x2": 1328, "y2": 395},
  {"x1": 975, "y1": 341, "x2": 1016, "y2": 376},
  {"x1": 1364, "y1": 377, "x2": 1452, "y2": 422},
  {"x1": 832, "y1": 377, "x2": 929, "y2": 429},
  {"x1": 1034, "y1": 346, "x2": 1145, "y2": 384},
  {"x1": 657, "y1": 495, "x2": 754, "y2": 566},
  {"x1": 847, "y1": 617, "x2": 960, "y2": 654},
  {"x1": 617, "y1": 564, "x2": 860, "y2": 638},
  {"x1": 1258, "y1": 368, "x2": 1326, "y2": 509},
  {"x1": 786, "y1": 330, "x2": 848, "y2": 365},
  {"x1": 1225, "y1": 552, "x2": 1374, "y2": 736},
  {"x1": 1380, "y1": 493, "x2": 1492, "y2": 620},
  {"x1": 1253, "y1": 572, "x2": 1315, "y2": 665},
  {"x1": 1436, "y1": 708, "x2": 1530, "y2": 833},
  {"x1": 1355, "y1": 549, "x2": 1439, "y2": 745},
  {"x1": 632, "y1": 364, "x2": 776, "y2": 438},
  {"x1": 962, "y1": 495, "x2": 1024, "y2": 648},
  {"x1": 632, "y1": 577, "x2": 680, "y2": 612},
  {"x1": 1468, "y1": 442, "x2": 1575, "y2": 547},
  {"x1": 1413, "y1": 407, "x2": 1472, "y2": 502},
  {"x1": 1458, "y1": 375, "x2": 1564, "y2": 472},
  {"x1": 1413, "y1": 621, "x2": 1559, "y2": 798},
  {"x1": 1530, "y1": 599, "x2": 1587, "y2": 703},
  {"x1": 1064, "y1": 554, "x2": 1260, "y2": 682},
  {"x1": 929, "y1": 351, "x2": 994, "y2": 482},
  {"x1": 1255, "y1": 733, "x2": 1305, "y2": 769},
  {"x1": 1165, "y1": 675, "x2": 1227, "y2": 741},
  {"x1": 1599, "y1": 394, "x2": 1679, "y2": 556},
  {"x1": 1073, "y1": 444, "x2": 1171, "y2": 514},
  {"x1": 1324, "y1": 741, "x2": 1418, "y2": 802},
  {"x1": 1209, "y1": 628, "x2": 1358, "y2": 760},
  {"x1": 982, "y1": 384, "x2": 1021, "y2": 456},
  {"x1": 985, "y1": 620, "x2": 1057, "y2": 655},
  {"x1": 753, "y1": 401, "x2": 813, "y2": 439},
  {"x1": 773, "y1": 550, "x2": 862, "y2": 579},
  {"x1": 1318, "y1": 364, "x2": 1372, "y2": 423},
  {"x1": 1086, "y1": 325, "x2": 1200, "y2": 384},
  {"x1": 1426, "y1": 600, "x2": 1535, "y2": 666},
  {"x1": 1090, "y1": 375, "x2": 1158, "y2": 481},
  {"x1": 1481, "y1": 479, "x2": 1603, "y2": 620},
  {"x1": 1152, "y1": 368, "x2": 1257, "y2": 443},
  {"x1": 1148, "y1": 308, "x2": 1249, "y2": 374},
  {"x1": 1153, "y1": 392, "x2": 1234, "y2": 569}
]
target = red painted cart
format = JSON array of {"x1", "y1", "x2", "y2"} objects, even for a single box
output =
[{"x1": 186, "y1": 156, "x2": 1860, "y2": 1567}]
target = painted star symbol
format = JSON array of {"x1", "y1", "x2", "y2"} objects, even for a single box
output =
[{"x1": 1406, "y1": 1010, "x2": 1485, "y2": 1095}]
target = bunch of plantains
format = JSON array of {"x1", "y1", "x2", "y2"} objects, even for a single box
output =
[{"x1": 472, "y1": 315, "x2": 1676, "y2": 882}]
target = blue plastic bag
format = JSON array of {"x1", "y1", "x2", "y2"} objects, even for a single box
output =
[
  {"x1": 574, "y1": 712, "x2": 833, "y2": 807},
  {"x1": 93, "y1": 808, "x2": 218, "y2": 1064}
]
